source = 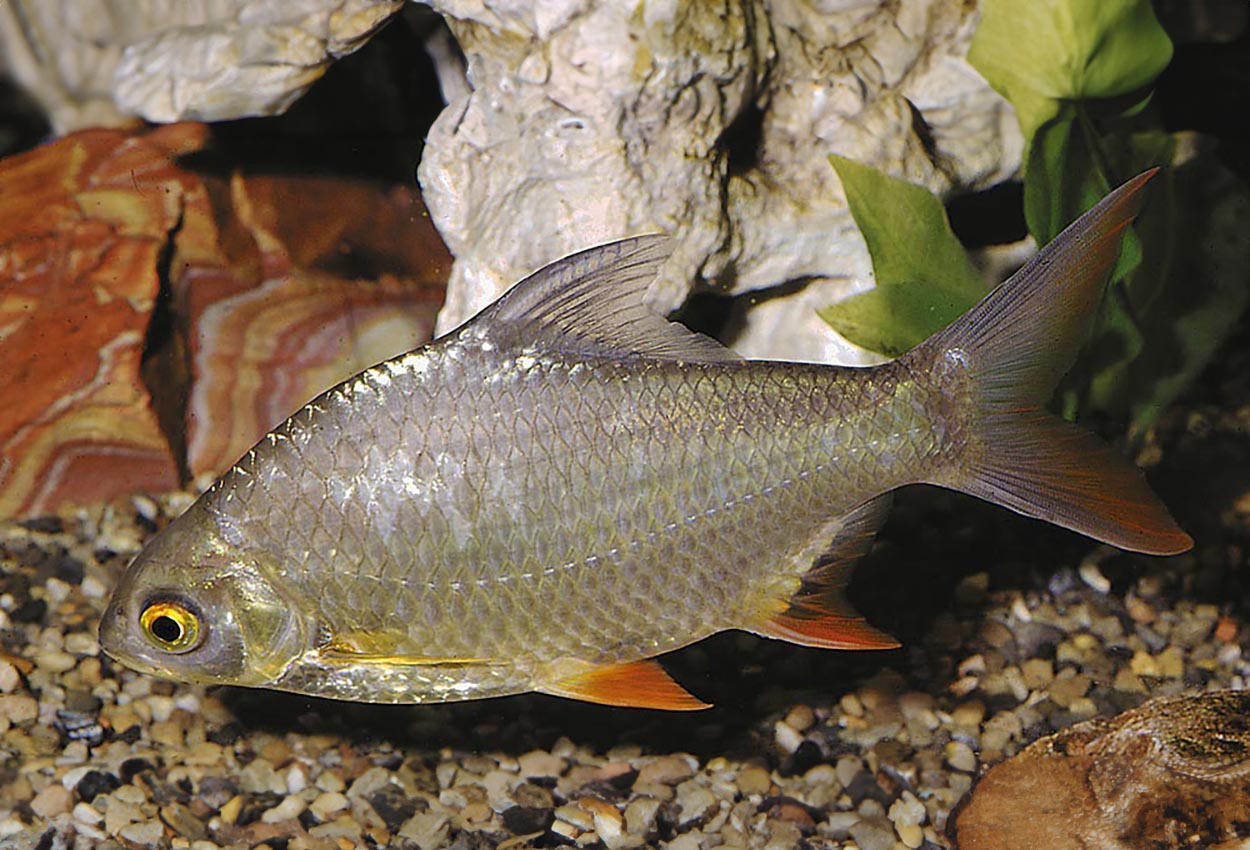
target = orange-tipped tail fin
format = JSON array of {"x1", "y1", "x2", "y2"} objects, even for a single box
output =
[{"x1": 916, "y1": 170, "x2": 1191, "y2": 555}]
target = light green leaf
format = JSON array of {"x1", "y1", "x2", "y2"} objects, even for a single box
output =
[
  {"x1": 969, "y1": 0, "x2": 1173, "y2": 142},
  {"x1": 818, "y1": 156, "x2": 988, "y2": 357}
]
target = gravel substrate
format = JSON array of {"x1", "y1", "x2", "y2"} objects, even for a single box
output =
[{"x1": 2, "y1": 349, "x2": 1248, "y2": 850}]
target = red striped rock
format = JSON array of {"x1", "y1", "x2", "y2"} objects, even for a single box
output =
[
  {"x1": 0, "y1": 123, "x2": 450, "y2": 517},
  {"x1": 0, "y1": 125, "x2": 206, "y2": 518},
  {"x1": 175, "y1": 173, "x2": 449, "y2": 481}
]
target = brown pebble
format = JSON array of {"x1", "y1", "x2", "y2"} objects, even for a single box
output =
[
  {"x1": 30, "y1": 783, "x2": 72, "y2": 818},
  {"x1": 635, "y1": 755, "x2": 696, "y2": 787},
  {"x1": 736, "y1": 766, "x2": 772, "y2": 796},
  {"x1": 767, "y1": 799, "x2": 815, "y2": 830},
  {"x1": 1216, "y1": 616, "x2": 1239, "y2": 643}
]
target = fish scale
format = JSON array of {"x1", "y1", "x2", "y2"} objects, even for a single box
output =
[{"x1": 101, "y1": 173, "x2": 1191, "y2": 708}]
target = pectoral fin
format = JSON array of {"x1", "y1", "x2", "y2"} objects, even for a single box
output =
[
  {"x1": 748, "y1": 497, "x2": 900, "y2": 650},
  {"x1": 540, "y1": 659, "x2": 711, "y2": 710}
]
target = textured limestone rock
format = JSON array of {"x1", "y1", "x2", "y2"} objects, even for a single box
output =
[
  {"x1": 419, "y1": 0, "x2": 1022, "y2": 362},
  {"x1": 7, "y1": 0, "x2": 1022, "y2": 363},
  {"x1": 0, "y1": 0, "x2": 401, "y2": 132}
]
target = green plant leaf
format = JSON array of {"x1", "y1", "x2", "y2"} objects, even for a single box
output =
[
  {"x1": 818, "y1": 156, "x2": 988, "y2": 357},
  {"x1": 969, "y1": 0, "x2": 1173, "y2": 142},
  {"x1": 1087, "y1": 155, "x2": 1250, "y2": 435}
]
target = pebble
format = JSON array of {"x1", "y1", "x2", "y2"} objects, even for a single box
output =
[
  {"x1": 119, "y1": 819, "x2": 166, "y2": 846},
  {"x1": 0, "y1": 661, "x2": 19, "y2": 692},
  {"x1": 30, "y1": 783, "x2": 72, "y2": 817},
  {"x1": 398, "y1": 812, "x2": 450, "y2": 850},
  {"x1": 624, "y1": 797, "x2": 661, "y2": 834},
  {"x1": 0, "y1": 694, "x2": 38, "y2": 724},
  {"x1": 945, "y1": 741, "x2": 978, "y2": 773},
  {"x1": 310, "y1": 791, "x2": 350, "y2": 820},
  {"x1": 736, "y1": 766, "x2": 772, "y2": 796},
  {"x1": 635, "y1": 755, "x2": 696, "y2": 786},
  {"x1": 72, "y1": 801, "x2": 103, "y2": 825},
  {"x1": 849, "y1": 815, "x2": 898, "y2": 850},
  {"x1": 260, "y1": 794, "x2": 307, "y2": 823},
  {"x1": 674, "y1": 780, "x2": 717, "y2": 825}
]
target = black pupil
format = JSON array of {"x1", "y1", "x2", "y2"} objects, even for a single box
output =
[{"x1": 151, "y1": 615, "x2": 183, "y2": 644}]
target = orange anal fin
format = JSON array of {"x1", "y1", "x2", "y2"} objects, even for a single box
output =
[
  {"x1": 747, "y1": 496, "x2": 898, "y2": 650},
  {"x1": 755, "y1": 609, "x2": 900, "y2": 650},
  {"x1": 541, "y1": 659, "x2": 711, "y2": 711}
]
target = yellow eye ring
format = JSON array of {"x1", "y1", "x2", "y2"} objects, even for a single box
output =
[{"x1": 139, "y1": 600, "x2": 202, "y2": 654}]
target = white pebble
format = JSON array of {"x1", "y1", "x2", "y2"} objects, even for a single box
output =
[
  {"x1": 119, "y1": 819, "x2": 165, "y2": 846},
  {"x1": 773, "y1": 720, "x2": 804, "y2": 754},
  {"x1": 72, "y1": 802, "x2": 103, "y2": 825},
  {"x1": 0, "y1": 662, "x2": 20, "y2": 693},
  {"x1": 888, "y1": 791, "x2": 926, "y2": 827},
  {"x1": 60, "y1": 766, "x2": 94, "y2": 790},
  {"x1": 261, "y1": 795, "x2": 307, "y2": 823},
  {"x1": 147, "y1": 695, "x2": 176, "y2": 723},
  {"x1": 286, "y1": 764, "x2": 308, "y2": 795},
  {"x1": 44, "y1": 577, "x2": 72, "y2": 603},
  {"x1": 1079, "y1": 559, "x2": 1112, "y2": 593},
  {"x1": 309, "y1": 791, "x2": 349, "y2": 820},
  {"x1": 81, "y1": 575, "x2": 108, "y2": 599},
  {"x1": 945, "y1": 741, "x2": 978, "y2": 773},
  {"x1": 64, "y1": 633, "x2": 99, "y2": 656}
]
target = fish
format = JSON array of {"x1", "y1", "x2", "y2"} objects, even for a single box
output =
[{"x1": 99, "y1": 170, "x2": 1191, "y2": 710}]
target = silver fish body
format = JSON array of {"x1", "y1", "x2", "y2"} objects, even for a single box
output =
[{"x1": 100, "y1": 172, "x2": 1190, "y2": 708}]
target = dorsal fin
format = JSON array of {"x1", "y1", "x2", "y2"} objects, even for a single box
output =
[{"x1": 474, "y1": 235, "x2": 741, "y2": 363}]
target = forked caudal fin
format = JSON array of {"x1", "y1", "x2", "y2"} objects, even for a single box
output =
[{"x1": 912, "y1": 170, "x2": 1192, "y2": 555}]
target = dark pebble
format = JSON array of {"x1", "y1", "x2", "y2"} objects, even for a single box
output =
[
  {"x1": 843, "y1": 770, "x2": 894, "y2": 808},
  {"x1": 34, "y1": 553, "x2": 84, "y2": 586},
  {"x1": 367, "y1": 784, "x2": 418, "y2": 833},
  {"x1": 779, "y1": 739, "x2": 824, "y2": 777},
  {"x1": 501, "y1": 805, "x2": 555, "y2": 835},
  {"x1": 64, "y1": 690, "x2": 102, "y2": 714},
  {"x1": 11, "y1": 597, "x2": 46, "y2": 624},
  {"x1": 197, "y1": 776, "x2": 238, "y2": 810},
  {"x1": 75, "y1": 770, "x2": 121, "y2": 802},
  {"x1": 17, "y1": 516, "x2": 63, "y2": 534},
  {"x1": 1013, "y1": 622, "x2": 1065, "y2": 659},
  {"x1": 207, "y1": 722, "x2": 243, "y2": 746},
  {"x1": 1047, "y1": 568, "x2": 1079, "y2": 596},
  {"x1": 236, "y1": 792, "x2": 284, "y2": 827},
  {"x1": 298, "y1": 808, "x2": 320, "y2": 830},
  {"x1": 119, "y1": 757, "x2": 157, "y2": 784},
  {"x1": 513, "y1": 782, "x2": 555, "y2": 810},
  {"x1": 116, "y1": 724, "x2": 142, "y2": 744}
]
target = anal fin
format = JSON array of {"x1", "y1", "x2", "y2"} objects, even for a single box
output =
[
  {"x1": 749, "y1": 497, "x2": 900, "y2": 651},
  {"x1": 541, "y1": 659, "x2": 711, "y2": 711}
]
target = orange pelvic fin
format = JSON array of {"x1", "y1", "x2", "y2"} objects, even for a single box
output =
[
  {"x1": 541, "y1": 659, "x2": 711, "y2": 711},
  {"x1": 749, "y1": 497, "x2": 899, "y2": 650}
]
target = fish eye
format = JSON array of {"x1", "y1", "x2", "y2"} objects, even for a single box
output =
[{"x1": 139, "y1": 599, "x2": 203, "y2": 654}]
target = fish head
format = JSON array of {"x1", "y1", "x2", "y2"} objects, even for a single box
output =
[{"x1": 99, "y1": 499, "x2": 306, "y2": 689}]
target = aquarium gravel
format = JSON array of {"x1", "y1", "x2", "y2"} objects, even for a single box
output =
[{"x1": 1, "y1": 373, "x2": 1247, "y2": 849}]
